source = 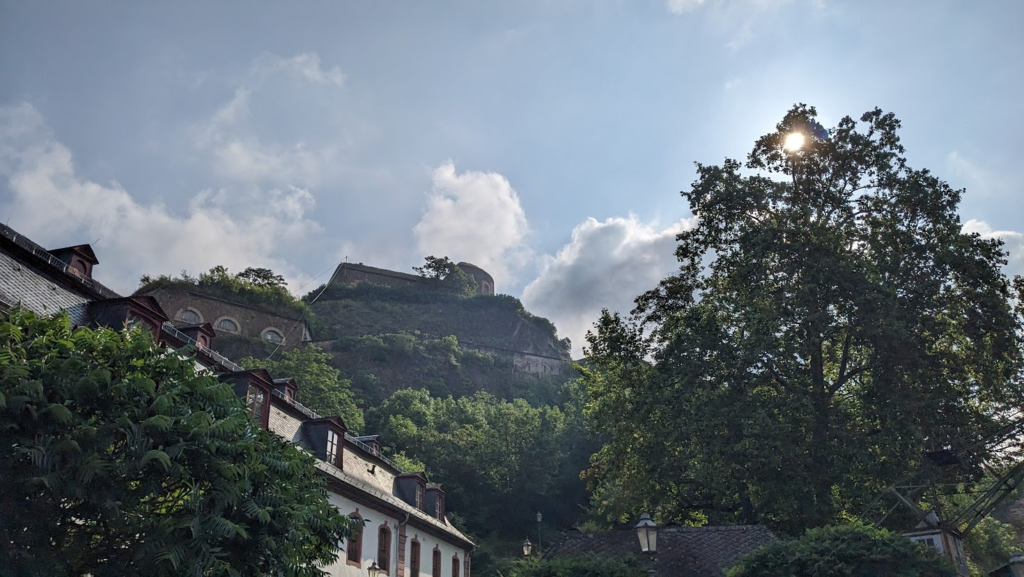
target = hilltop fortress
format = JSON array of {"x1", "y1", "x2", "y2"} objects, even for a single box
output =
[{"x1": 329, "y1": 262, "x2": 495, "y2": 296}]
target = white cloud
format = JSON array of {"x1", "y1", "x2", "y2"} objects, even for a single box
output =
[
  {"x1": 521, "y1": 215, "x2": 696, "y2": 358},
  {"x1": 0, "y1": 102, "x2": 321, "y2": 294},
  {"x1": 413, "y1": 161, "x2": 530, "y2": 287},
  {"x1": 724, "y1": 76, "x2": 744, "y2": 90},
  {"x1": 962, "y1": 219, "x2": 1024, "y2": 279},
  {"x1": 194, "y1": 85, "x2": 337, "y2": 187},
  {"x1": 250, "y1": 52, "x2": 345, "y2": 88},
  {"x1": 666, "y1": 0, "x2": 706, "y2": 14}
]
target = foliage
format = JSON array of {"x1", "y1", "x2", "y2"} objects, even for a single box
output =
[
  {"x1": 413, "y1": 255, "x2": 480, "y2": 297},
  {"x1": 964, "y1": 517, "x2": 1017, "y2": 575},
  {"x1": 365, "y1": 388, "x2": 592, "y2": 540},
  {"x1": 582, "y1": 104, "x2": 1024, "y2": 534},
  {"x1": 241, "y1": 344, "x2": 364, "y2": 433},
  {"x1": 330, "y1": 331, "x2": 567, "y2": 406},
  {"x1": 0, "y1": 308, "x2": 353, "y2": 577},
  {"x1": 726, "y1": 523, "x2": 956, "y2": 577},
  {"x1": 138, "y1": 265, "x2": 308, "y2": 320},
  {"x1": 501, "y1": 555, "x2": 646, "y2": 577}
]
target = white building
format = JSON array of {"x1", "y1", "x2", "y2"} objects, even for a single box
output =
[{"x1": 0, "y1": 223, "x2": 475, "y2": 576}]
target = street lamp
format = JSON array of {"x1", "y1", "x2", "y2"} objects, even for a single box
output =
[
  {"x1": 368, "y1": 561, "x2": 383, "y2": 577},
  {"x1": 536, "y1": 511, "x2": 543, "y2": 552},
  {"x1": 522, "y1": 538, "x2": 533, "y2": 556},
  {"x1": 636, "y1": 513, "x2": 658, "y2": 553}
]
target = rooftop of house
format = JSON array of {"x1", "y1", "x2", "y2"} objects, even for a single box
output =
[{"x1": 544, "y1": 524, "x2": 776, "y2": 576}]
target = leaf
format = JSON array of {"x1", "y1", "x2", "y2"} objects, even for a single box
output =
[{"x1": 141, "y1": 449, "x2": 171, "y2": 471}]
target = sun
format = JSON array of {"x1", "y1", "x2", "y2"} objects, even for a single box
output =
[{"x1": 783, "y1": 132, "x2": 805, "y2": 152}]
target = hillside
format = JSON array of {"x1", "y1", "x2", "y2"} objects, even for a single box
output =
[{"x1": 308, "y1": 281, "x2": 574, "y2": 406}]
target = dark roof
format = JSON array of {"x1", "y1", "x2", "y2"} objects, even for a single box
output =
[
  {"x1": 545, "y1": 525, "x2": 776, "y2": 577},
  {"x1": 50, "y1": 244, "x2": 99, "y2": 265}
]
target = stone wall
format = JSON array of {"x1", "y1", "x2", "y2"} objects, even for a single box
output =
[
  {"x1": 139, "y1": 286, "x2": 310, "y2": 347},
  {"x1": 332, "y1": 263, "x2": 432, "y2": 289}
]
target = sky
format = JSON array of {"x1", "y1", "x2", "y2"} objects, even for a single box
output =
[{"x1": 1, "y1": 0, "x2": 1022, "y2": 357}]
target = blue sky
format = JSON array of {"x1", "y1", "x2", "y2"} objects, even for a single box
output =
[{"x1": 2, "y1": 0, "x2": 1022, "y2": 355}]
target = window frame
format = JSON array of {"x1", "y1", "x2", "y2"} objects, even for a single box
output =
[
  {"x1": 432, "y1": 548, "x2": 441, "y2": 577},
  {"x1": 176, "y1": 308, "x2": 202, "y2": 324},
  {"x1": 409, "y1": 539, "x2": 421, "y2": 577},
  {"x1": 378, "y1": 524, "x2": 392, "y2": 574},
  {"x1": 215, "y1": 317, "x2": 240, "y2": 333},
  {"x1": 326, "y1": 429, "x2": 340, "y2": 466},
  {"x1": 346, "y1": 511, "x2": 363, "y2": 567},
  {"x1": 451, "y1": 555, "x2": 460, "y2": 577}
]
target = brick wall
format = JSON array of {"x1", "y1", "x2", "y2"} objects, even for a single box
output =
[{"x1": 140, "y1": 287, "x2": 309, "y2": 347}]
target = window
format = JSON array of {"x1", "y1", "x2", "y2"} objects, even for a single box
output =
[
  {"x1": 451, "y1": 556, "x2": 459, "y2": 577},
  {"x1": 416, "y1": 483, "x2": 425, "y2": 510},
  {"x1": 245, "y1": 385, "x2": 265, "y2": 419},
  {"x1": 346, "y1": 512, "x2": 363, "y2": 566},
  {"x1": 432, "y1": 549, "x2": 441, "y2": 577},
  {"x1": 216, "y1": 318, "x2": 238, "y2": 332},
  {"x1": 378, "y1": 525, "x2": 392, "y2": 574},
  {"x1": 263, "y1": 329, "x2": 284, "y2": 343},
  {"x1": 326, "y1": 429, "x2": 340, "y2": 465},
  {"x1": 177, "y1": 309, "x2": 201, "y2": 324},
  {"x1": 409, "y1": 540, "x2": 421, "y2": 576}
]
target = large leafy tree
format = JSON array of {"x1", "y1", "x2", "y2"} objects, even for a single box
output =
[
  {"x1": 366, "y1": 389, "x2": 589, "y2": 539},
  {"x1": 242, "y1": 344, "x2": 364, "y2": 433},
  {"x1": 582, "y1": 105, "x2": 1024, "y2": 533},
  {"x1": 0, "y1": 309, "x2": 354, "y2": 576}
]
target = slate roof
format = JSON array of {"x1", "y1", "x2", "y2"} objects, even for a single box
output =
[{"x1": 544, "y1": 525, "x2": 776, "y2": 576}]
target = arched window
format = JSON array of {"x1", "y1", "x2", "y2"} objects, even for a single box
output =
[
  {"x1": 432, "y1": 548, "x2": 441, "y2": 577},
  {"x1": 409, "y1": 540, "x2": 421, "y2": 576},
  {"x1": 176, "y1": 309, "x2": 201, "y2": 324},
  {"x1": 451, "y1": 555, "x2": 460, "y2": 577},
  {"x1": 346, "y1": 512, "x2": 363, "y2": 567},
  {"x1": 216, "y1": 317, "x2": 239, "y2": 333},
  {"x1": 262, "y1": 328, "x2": 284, "y2": 343},
  {"x1": 377, "y1": 525, "x2": 392, "y2": 574}
]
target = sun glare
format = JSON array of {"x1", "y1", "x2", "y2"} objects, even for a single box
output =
[{"x1": 784, "y1": 132, "x2": 805, "y2": 152}]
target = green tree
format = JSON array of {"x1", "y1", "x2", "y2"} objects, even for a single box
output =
[
  {"x1": 413, "y1": 255, "x2": 478, "y2": 297},
  {"x1": 582, "y1": 105, "x2": 1024, "y2": 533},
  {"x1": 726, "y1": 523, "x2": 956, "y2": 577},
  {"x1": 241, "y1": 344, "x2": 364, "y2": 433},
  {"x1": 366, "y1": 389, "x2": 585, "y2": 539},
  {"x1": 0, "y1": 308, "x2": 354, "y2": 577},
  {"x1": 236, "y1": 267, "x2": 288, "y2": 288}
]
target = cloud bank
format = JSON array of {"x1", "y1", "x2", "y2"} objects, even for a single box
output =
[
  {"x1": 413, "y1": 161, "x2": 530, "y2": 286},
  {"x1": 522, "y1": 215, "x2": 695, "y2": 358},
  {"x1": 0, "y1": 102, "x2": 321, "y2": 294}
]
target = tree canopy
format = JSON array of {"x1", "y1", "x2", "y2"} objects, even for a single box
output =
[
  {"x1": 581, "y1": 104, "x2": 1024, "y2": 534},
  {"x1": 0, "y1": 308, "x2": 353, "y2": 576},
  {"x1": 366, "y1": 388, "x2": 592, "y2": 540},
  {"x1": 138, "y1": 265, "x2": 306, "y2": 318},
  {"x1": 241, "y1": 344, "x2": 364, "y2": 432},
  {"x1": 413, "y1": 255, "x2": 479, "y2": 297}
]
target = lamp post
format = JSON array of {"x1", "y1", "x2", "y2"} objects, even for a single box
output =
[
  {"x1": 635, "y1": 513, "x2": 658, "y2": 553},
  {"x1": 522, "y1": 538, "x2": 533, "y2": 556},
  {"x1": 536, "y1": 511, "x2": 543, "y2": 553},
  {"x1": 367, "y1": 560, "x2": 383, "y2": 577}
]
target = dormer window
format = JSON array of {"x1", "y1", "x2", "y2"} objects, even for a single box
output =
[
  {"x1": 416, "y1": 483, "x2": 425, "y2": 510},
  {"x1": 326, "y1": 429, "x2": 340, "y2": 465},
  {"x1": 246, "y1": 385, "x2": 266, "y2": 419}
]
